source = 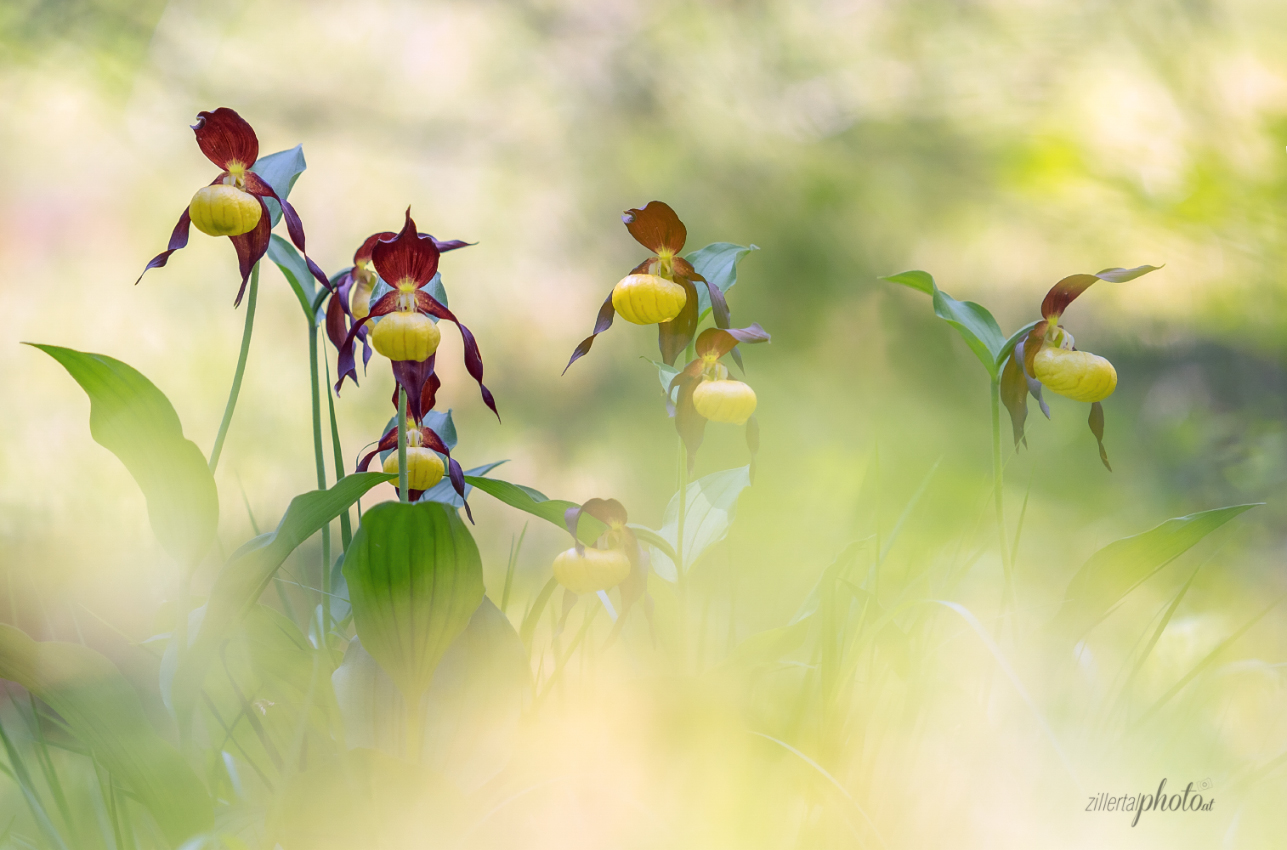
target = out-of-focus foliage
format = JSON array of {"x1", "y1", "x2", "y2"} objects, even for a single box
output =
[{"x1": 3, "y1": 1, "x2": 1287, "y2": 848}]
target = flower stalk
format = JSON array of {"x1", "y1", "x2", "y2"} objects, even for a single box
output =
[
  {"x1": 397, "y1": 388, "x2": 409, "y2": 503},
  {"x1": 208, "y1": 262, "x2": 259, "y2": 473},
  {"x1": 308, "y1": 319, "x2": 332, "y2": 633}
]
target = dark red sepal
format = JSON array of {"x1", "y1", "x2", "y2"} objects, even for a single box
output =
[
  {"x1": 354, "y1": 232, "x2": 395, "y2": 265},
  {"x1": 414, "y1": 291, "x2": 499, "y2": 420},
  {"x1": 1040, "y1": 265, "x2": 1162, "y2": 320},
  {"x1": 372, "y1": 209, "x2": 440, "y2": 288},
  {"x1": 192, "y1": 108, "x2": 258, "y2": 170},
  {"x1": 564, "y1": 292, "x2": 616, "y2": 374},
  {"x1": 1089, "y1": 402, "x2": 1111, "y2": 471},
  {"x1": 421, "y1": 234, "x2": 475, "y2": 253},
  {"x1": 669, "y1": 359, "x2": 709, "y2": 472},
  {"x1": 136, "y1": 208, "x2": 193, "y2": 284},
  {"x1": 326, "y1": 271, "x2": 355, "y2": 350},
  {"x1": 229, "y1": 197, "x2": 272, "y2": 306},
  {"x1": 623, "y1": 201, "x2": 686, "y2": 256}
]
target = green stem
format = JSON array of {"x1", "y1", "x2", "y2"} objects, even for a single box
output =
[
  {"x1": 324, "y1": 357, "x2": 353, "y2": 551},
  {"x1": 308, "y1": 324, "x2": 332, "y2": 637},
  {"x1": 209, "y1": 263, "x2": 260, "y2": 473},
  {"x1": 990, "y1": 377, "x2": 1014, "y2": 611},
  {"x1": 397, "y1": 388, "x2": 409, "y2": 503}
]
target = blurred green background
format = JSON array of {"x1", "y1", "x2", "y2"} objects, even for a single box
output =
[{"x1": 2, "y1": 0, "x2": 1287, "y2": 847}]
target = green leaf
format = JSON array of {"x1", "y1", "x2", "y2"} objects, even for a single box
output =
[
  {"x1": 649, "y1": 466, "x2": 752, "y2": 581},
  {"x1": 172, "y1": 473, "x2": 392, "y2": 724},
  {"x1": 30, "y1": 345, "x2": 218, "y2": 567},
  {"x1": 995, "y1": 319, "x2": 1042, "y2": 370},
  {"x1": 335, "y1": 599, "x2": 529, "y2": 791},
  {"x1": 0, "y1": 625, "x2": 212, "y2": 845},
  {"x1": 882, "y1": 270, "x2": 1007, "y2": 377},
  {"x1": 686, "y1": 242, "x2": 758, "y2": 316},
  {"x1": 250, "y1": 145, "x2": 306, "y2": 227},
  {"x1": 465, "y1": 477, "x2": 607, "y2": 545},
  {"x1": 1050, "y1": 504, "x2": 1260, "y2": 640},
  {"x1": 342, "y1": 502, "x2": 484, "y2": 702},
  {"x1": 646, "y1": 358, "x2": 681, "y2": 404},
  {"x1": 267, "y1": 235, "x2": 317, "y2": 325},
  {"x1": 420, "y1": 460, "x2": 507, "y2": 508},
  {"x1": 626, "y1": 523, "x2": 680, "y2": 568}
]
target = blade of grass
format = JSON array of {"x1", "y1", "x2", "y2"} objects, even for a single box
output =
[
  {"x1": 324, "y1": 357, "x2": 353, "y2": 551},
  {"x1": 878, "y1": 458, "x2": 940, "y2": 564},
  {"x1": 520, "y1": 578, "x2": 559, "y2": 653},
  {"x1": 209, "y1": 263, "x2": 259, "y2": 473},
  {"x1": 1129, "y1": 594, "x2": 1284, "y2": 731},
  {"x1": 1009, "y1": 463, "x2": 1034, "y2": 568},
  {"x1": 500, "y1": 523, "x2": 528, "y2": 616},
  {"x1": 0, "y1": 713, "x2": 69, "y2": 850}
]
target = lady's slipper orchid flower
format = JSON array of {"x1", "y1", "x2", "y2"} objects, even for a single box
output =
[
  {"x1": 557, "y1": 498, "x2": 653, "y2": 642},
  {"x1": 564, "y1": 201, "x2": 738, "y2": 371},
  {"x1": 670, "y1": 324, "x2": 770, "y2": 471},
  {"x1": 137, "y1": 108, "x2": 331, "y2": 305},
  {"x1": 1001, "y1": 265, "x2": 1160, "y2": 469},
  {"x1": 356, "y1": 419, "x2": 471, "y2": 518},
  {"x1": 326, "y1": 231, "x2": 472, "y2": 385},
  {"x1": 335, "y1": 210, "x2": 497, "y2": 420}
]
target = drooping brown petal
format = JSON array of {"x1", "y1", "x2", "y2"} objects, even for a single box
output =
[
  {"x1": 326, "y1": 271, "x2": 355, "y2": 350},
  {"x1": 669, "y1": 360, "x2": 709, "y2": 472},
  {"x1": 390, "y1": 355, "x2": 439, "y2": 422},
  {"x1": 563, "y1": 292, "x2": 616, "y2": 374},
  {"x1": 693, "y1": 323, "x2": 772, "y2": 359},
  {"x1": 135, "y1": 208, "x2": 193, "y2": 284},
  {"x1": 1000, "y1": 351, "x2": 1030, "y2": 449},
  {"x1": 192, "y1": 108, "x2": 259, "y2": 170},
  {"x1": 1022, "y1": 322, "x2": 1049, "y2": 378},
  {"x1": 335, "y1": 291, "x2": 400, "y2": 393},
  {"x1": 414, "y1": 291, "x2": 498, "y2": 420},
  {"x1": 1088, "y1": 402, "x2": 1111, "y2": 471},
  {"x1": 372, "y1": 209, "x2": 440, "y2": 288},
  {"x1": 658, "y1": 278, "x2": 700, "y2": 366},
  {"x1": 623, "y1": 201, "x2": 686, "y2": 255},
  {"x1": 1040, "y1": 265, "x2": 1162, "y2": 319},
  {"x1": 242, "y1": 172, "x2": 332, "y2": 292},
  {"x1": 356, "y1": 426, "x2": 399, "y2": 472},
  {"x1": 229, "y1": 198, "x2": 272, "y2": 306}
]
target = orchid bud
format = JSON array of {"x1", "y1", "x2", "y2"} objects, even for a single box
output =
[
  {"x1": 371, "y1": 312, "x2": 441, "y2": 361},
  {"x1": 382, "y1": 446, "x2": 445, "y2": 491},
  {"x1": 611, "y1": 273, "x2": 687, "y2": 325},
  {"x1": 350, "y1": 275, "x2": 375, "y2": 320},
  {"x1": 692, "y1": 378, "x2": 757, "y2": 424},
  {"x1": 552, "y1": 546, "x2": 632, "y2": 594},
  {"x1": 1033, "y1": 347, "x2": 1117, "y2": 403},
  {"x1": 188, "y1": 185, "x2": 262, "y2": 237}
]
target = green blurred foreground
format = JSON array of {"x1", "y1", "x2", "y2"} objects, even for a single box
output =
[{"x1": 3, "y1": 1, "x2": 1287, "y2": 848}]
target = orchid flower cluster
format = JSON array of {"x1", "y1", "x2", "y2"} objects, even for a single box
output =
[{"x1": 138, "y1": 108, "x2": 497, "y2": 517}]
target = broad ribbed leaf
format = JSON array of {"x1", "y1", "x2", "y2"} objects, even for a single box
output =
[
  {"x1": 882, "y1": 271, "x2": 1006, "y2": 377},
  {"x1": 650, "y1": 466, "x2": 752, "y2": 581},
  {"x1": 465, "y1": 476, "x2": 607, "y2": 544},
  {"x1": 1050, "y1": 504, "x2": 1259, "y2": 639},
  {"x1": 333, "y1": 599, "x2": 528, "y2": 792},
  {"x1": 30, "y1": 345, "x2": 218, "y2": 567},
  {"x1": 420, "y1": 460, "x2": 507, "y2": 508},
  {"x1": 0, "y1": 625, "x2": 212, "y2": 845},
  {"x1": 343, "y1": 502, "x2": 484, "y2": 701}
]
